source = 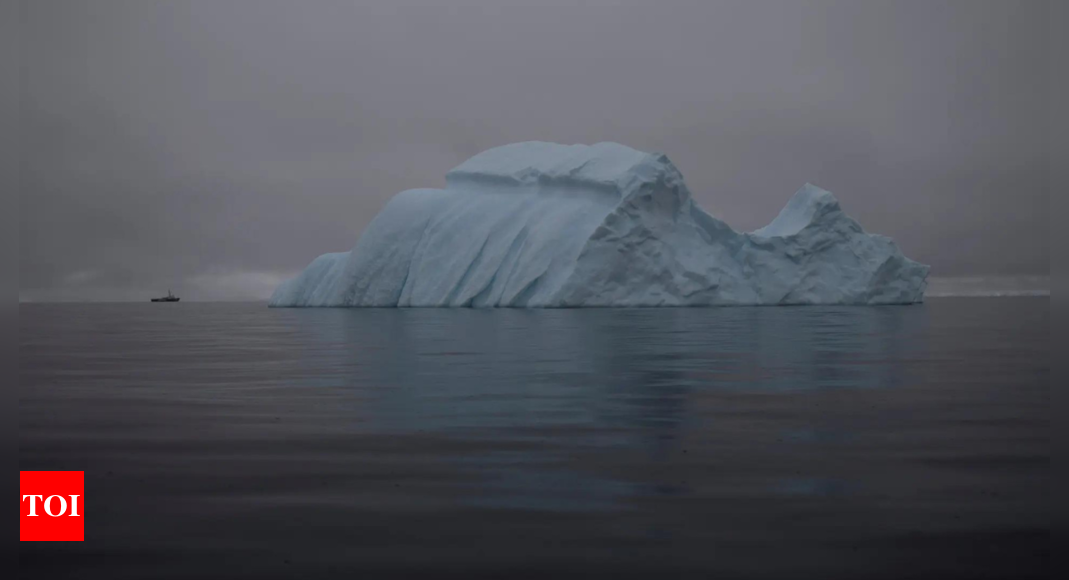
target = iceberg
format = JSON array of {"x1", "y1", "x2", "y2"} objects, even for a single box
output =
[{"x1": 270, "y1": 142, "x2": 928, "y2": 307}]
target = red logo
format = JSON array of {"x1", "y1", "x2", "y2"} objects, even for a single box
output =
[{"x1": 20, "y1": 471, "x2": 84, "y2": 541}]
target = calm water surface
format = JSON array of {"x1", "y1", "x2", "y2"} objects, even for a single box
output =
[{"x1": 20, "y1": 299, "x2": 1049, "y2": 579}]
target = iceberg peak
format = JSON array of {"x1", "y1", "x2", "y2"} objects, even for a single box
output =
[
  {"x1": 271, "y1": 142, "x2": 927, "y2": 307},
  {"x1": 753, "y1": 183, "x2": 850, "y2": 238},
  {"x1": 445, "y1": 141, "x2": 686, "y2": 201}
]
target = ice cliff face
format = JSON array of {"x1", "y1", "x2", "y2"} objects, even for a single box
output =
[{"x1": 270, "y1": 142, "x2": 928, "y2": 307}]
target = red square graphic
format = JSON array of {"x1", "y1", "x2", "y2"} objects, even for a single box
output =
[{"x1": 20, "y1": 471, "x2": 84, "y2": 541}]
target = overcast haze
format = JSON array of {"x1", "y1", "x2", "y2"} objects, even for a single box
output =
[{"x1": 19, "y1": 0, "x2": 1051, "y2": 301}]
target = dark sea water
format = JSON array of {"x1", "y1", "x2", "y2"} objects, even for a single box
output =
[{"x1": 20, "y1": 299, "x2": 1049, "y2": 579}]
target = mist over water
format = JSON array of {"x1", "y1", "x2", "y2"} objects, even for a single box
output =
[
  {"x1": 20, "y1": 298, "x2": 1048, "y2": 579},
  {"x1": 925, "y1": 276, "x2": 1050, "y2": 298}
]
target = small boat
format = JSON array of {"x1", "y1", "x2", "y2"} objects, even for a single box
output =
[{"x1": 151, "y1": 290, "x2": 180, "y2": 303}]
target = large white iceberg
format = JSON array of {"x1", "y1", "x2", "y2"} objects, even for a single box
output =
[{"x1": 271, "y1": 142, "x2": 927, "y2": 307}]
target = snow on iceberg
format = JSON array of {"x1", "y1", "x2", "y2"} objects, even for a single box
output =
[{"x1": 270, "y1": 142, "x2": 928, "y2": 307}]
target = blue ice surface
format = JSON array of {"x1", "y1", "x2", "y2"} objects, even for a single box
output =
[{"x1": 271, "y1": 142, "x2": 928, "y2": 307}]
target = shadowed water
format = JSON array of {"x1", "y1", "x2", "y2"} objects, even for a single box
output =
[{"x1": 19, "y1": 299, "x2": 1049, "y2": 579}]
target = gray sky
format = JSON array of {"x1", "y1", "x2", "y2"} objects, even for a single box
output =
[{"x1": 19, "y1": 0, "x2": 1051, "y2": 301}]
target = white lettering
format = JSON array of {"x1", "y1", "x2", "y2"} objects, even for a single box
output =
[
  {"x1": 44, "y1": 495, "x2": 68, "y2": 517},
  {"x1": 22, "y1": 494, "x2": 43, "y2": 516}
]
